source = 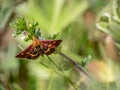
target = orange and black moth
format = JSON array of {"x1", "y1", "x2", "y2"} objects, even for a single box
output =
[{"x1": 16, "y1": 37, "x2": 62, "y2": 59}]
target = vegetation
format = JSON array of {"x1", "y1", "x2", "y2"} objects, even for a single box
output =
[{"x1": 0, "y1": 0, "x2": 120, "y2": 90}]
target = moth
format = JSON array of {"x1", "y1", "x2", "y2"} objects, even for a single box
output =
[{"x1": 16, "y1": 37, "x2": 62, "y2": 59}]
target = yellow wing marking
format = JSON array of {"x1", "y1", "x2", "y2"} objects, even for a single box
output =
[{"x1": 44, "y1": 48, "x2": 50, "y2": 53}]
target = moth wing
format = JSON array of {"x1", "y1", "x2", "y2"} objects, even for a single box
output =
[
  {"x1": 16, "y1": 44, "x2": 40, "y2": 59},
  {"x1": 40, "y1": 40, "x2": 62, "y2": 48},
  {"x1": 40, "y1": 40, "x2": 62, "y2": 55}
]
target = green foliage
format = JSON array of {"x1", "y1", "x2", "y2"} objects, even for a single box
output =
[
  {"x1": 10, "y1": 16, "x2": 42, "y2": 41},
  {"x1": 0, "y1": 0, "x2": 26, "y2": 30},
  {"x1": 10, "y1": 16, "x2": 62, "y2": 41},
  {"x1": 2, "y1": 0, "x2": 120, "y2": 90},
  {"x1": 10, "y1": 17, "x2": 27, "y2": 36},
  {"x1": 96, "y1": 0, "x2": 120, "y2": 48}
]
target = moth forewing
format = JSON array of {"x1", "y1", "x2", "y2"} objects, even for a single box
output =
[{"x1": 16, "y1": 44, "x2": 40, "y2": 59}]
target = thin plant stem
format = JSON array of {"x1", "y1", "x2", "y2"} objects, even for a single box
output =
[
  {"x1": 59, "y1": 52, "x2": 92, "y2": 79},
  {"x1": 47, "y1": 56, "x2": 59, "y2": 69},
  {"x1": 46, "y1": 56, "x2": 80, "y2": 89},
  {"x1": 106, "y1": 82, "x2": 109, "y2": 90},
  {"x1": 55, "y1": 70, "x2": 80, "y2": 90}
]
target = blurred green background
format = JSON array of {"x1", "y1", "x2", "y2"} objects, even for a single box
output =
[{"x1": 1, "y1": 0, "x2": 120, "y2": 90}]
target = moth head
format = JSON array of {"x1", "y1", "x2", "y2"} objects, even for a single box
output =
[{"x1": 32, "y1": 36, "x2": 41, "y2": 47}]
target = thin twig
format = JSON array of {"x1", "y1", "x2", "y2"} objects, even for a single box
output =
[{"x1": 59, "y1": 52, "x2": 92, "y2": 79}]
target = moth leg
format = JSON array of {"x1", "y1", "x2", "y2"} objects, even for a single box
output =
[{"x1": 39, "y1": 50, "x2": 44, "y2": 57}]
